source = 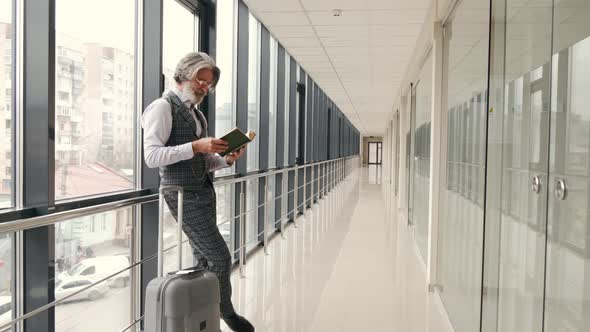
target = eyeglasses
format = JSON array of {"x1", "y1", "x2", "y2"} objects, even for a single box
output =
[{"x1": 192, "y1": 78, "x2": 215, "y2": 92}]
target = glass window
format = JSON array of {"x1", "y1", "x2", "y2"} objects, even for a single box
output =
[
  {"x1": 411, "y1": 52, "x2": 433, "y2": 263},
  {"x1": 0, "y1": 0, "x2": 13, "y2": 209},
  {"x1": 284, "y1": 55, "x2": 290, "y2": 165},
  {"x1": 308, "y1": 81, "x2": 314, "y2": 162},
  {"x1": 161, "y1": 205, "x2": 201, "y2": 271},
  {"x1": 0, "y1": 1, "x2": 15, "y2": 324},
  {"x1": 266, "y1": 176, "x2": 276, "y2": 231},
  {"x1": 80, "y1": 266, "x2": 95, "y2": 276},
  {"x1": 438, "y1": 1, "x2": 491, "y2": 331},
  {"x1": 215, "y1": 0, "x2": 236, "y2": 176},
  {"x1": 0, "y1": 233, "x2": 12, "y2": 327},
  {"x1": 295, "y1": 65, "x2": 300, "y2": 162},
  {"x1": 215, "y1": 184, "x2": 234, "y2": 255},
  {"x1": 245, "y1": 179, "x2": 258, "y2": 251},
  {"x1": 163, "y1": 0, "x2": 199, "y2": 93},
  {"x1": 55, "y1": 207, "x2": 133, "y2": 331},
  {"x1": 55, "y1": 0, "x2": 136, "y2": 200},
  {"x1": 76, "y1": 280, "x2": 92, "y2": 287},
  {"x1": 247, "y1": 14, "x2": 260, "y2": 172},
  {"x1": 0, "y1": 302, "x2": 11, "y2": 316},
  {"x1": 268, "y1": 36, "x2": 278, "y2": 169}
]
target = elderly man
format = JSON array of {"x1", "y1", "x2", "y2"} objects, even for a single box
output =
[{"x1": 142, "y1": 52, "x2": 254, "y2": 332}]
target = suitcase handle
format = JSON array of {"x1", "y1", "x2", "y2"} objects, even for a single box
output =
[{"x1": 158, "y1": 186, "x2": 184, "y2": 278}]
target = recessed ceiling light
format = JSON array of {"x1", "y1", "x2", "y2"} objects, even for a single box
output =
[{"x1": 332, "y1": 9, "x2": 342, "y2": 17}]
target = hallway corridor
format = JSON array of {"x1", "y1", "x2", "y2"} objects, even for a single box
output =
[{"x1": 224, "y1": 165, "x2": 454, "y2": 332}]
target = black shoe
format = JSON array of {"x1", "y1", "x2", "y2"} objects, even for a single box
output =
[{"x1": 223, "y1": 313, "x2": 255, "y2": 332}]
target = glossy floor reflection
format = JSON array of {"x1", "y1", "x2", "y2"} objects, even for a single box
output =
[
  {"x1": 223, "y1": 166, "x2": 453, "y2": 332},
  {"x1": 367, "y1": 164, "x2": 382, "y2": 184}
]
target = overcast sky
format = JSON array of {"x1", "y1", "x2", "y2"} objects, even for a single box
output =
[
  {"x1": 0, "y1": 0, "x2": 10, "y2": 23},
  {"x1": 163, "y1": 0, "x2": 198, "y2": 72},
  {"x1": 56, "y1": 0, "x2": 135, "y2": 53},
  {"x1": 0, "y1": 0, "x2": 199, "y2": 59}
]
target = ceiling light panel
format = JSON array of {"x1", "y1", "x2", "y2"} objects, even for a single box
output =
[
  {"x1": 369, "y1": 24, "x2": 422, "y2": 37},
  {"x1": 368, "y1": 10, "x2": 427, "y2": 25},
  {"x1": 270, "y1": 26, "x2": 316, "y2": 38},
  {"x1": 314, "y1": 25, "x2": 370, "y2": 37},
  {"x1": 278, "y1": 37, "x2": 322, "y2": 48},
  {"x1": 256, "y1": 11, "x2": 309, "y2": 26},
  {"x1": 288, "y1": 47, "x2": 327, "y2": 56},
  {"x1": 245, "y1": 0, "x2": 303, "y2": 12},
  {"x1": 368, "y1": 0, "x2": 430, "y2": 10},
  {"x1": 307, "y1": 11, "x2": 370, "y2": 26},
  {"x1": 300, "y1": 0, "x2": 369, "y2": 11}
]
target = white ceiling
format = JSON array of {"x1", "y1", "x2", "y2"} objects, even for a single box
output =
[{"x1": 244, "y1": 0, "x2": 431, "y2": 136}]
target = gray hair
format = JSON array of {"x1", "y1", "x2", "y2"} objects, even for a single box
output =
[{"x1": 173, "y1": 52, "x2": 220, "y2": 87}]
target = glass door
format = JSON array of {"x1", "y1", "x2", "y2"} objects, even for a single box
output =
[
  {"x1": 496, "y1": 70, "x2": 551, "y2": 332},
  {"x1": 488, "y1": 0, "x2": 553, "y2": 331},
  {"x1": 484, "y1": 1, "x2": 590, "y2": 332},
  {"x1": 368, "y1": 142, "x2": 382, "y2": 165},
  {"x1": 368, "y1": 142, "x2": 378, "y2": 164},
  {"x1": 544, "y1": 3, "x2": 590, "y2": 331}
]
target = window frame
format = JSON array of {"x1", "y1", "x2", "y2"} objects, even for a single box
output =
[
  {"x1": 246, "y1": 13, "x2": 261, "y2": 173},
  {"x1": 213, "y1": 0, "x2": 238, "y2": 176},
  {"x1": 267, "y1": 35, "x2": 278, "y2": 169}
]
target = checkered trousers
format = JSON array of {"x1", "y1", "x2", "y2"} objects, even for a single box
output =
[{"x1": 164, "y1": 190, "x2": 236, "y2": 318}]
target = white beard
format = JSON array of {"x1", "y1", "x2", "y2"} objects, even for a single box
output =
[{"x1": 181, "y1": 82, "x2": 205, "y2": 105}]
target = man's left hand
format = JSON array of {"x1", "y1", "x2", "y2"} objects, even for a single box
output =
[{"x1": 225, "y1": 146, "x2": 246, "y2": 166}]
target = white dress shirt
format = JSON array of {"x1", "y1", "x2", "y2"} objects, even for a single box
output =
[{"x1": 141, "y1": 87, "x2": 228, "y2": 171}]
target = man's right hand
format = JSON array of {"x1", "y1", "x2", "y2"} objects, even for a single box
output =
[{"x1": 192, "y1": 137, "x2": 229, "y2": 154}]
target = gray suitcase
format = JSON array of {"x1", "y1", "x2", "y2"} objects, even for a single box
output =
[{"x1": 144, "y1": 186, "x2": 221, "y2": 332}]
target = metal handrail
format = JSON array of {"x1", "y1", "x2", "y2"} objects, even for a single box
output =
[
  {"x1": 0, "y1": 194, "x2": 159, "y2": 234},
  {"x1": 0, "y1": 156, "x2": 355, "y2": 235},
  {"x1": 213, "y1": 157, "x2": 342, "y2": 186}
]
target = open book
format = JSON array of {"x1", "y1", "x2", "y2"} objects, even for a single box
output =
[{"x1": 219, "y1": 128, "x2": 256, "y2": 157}]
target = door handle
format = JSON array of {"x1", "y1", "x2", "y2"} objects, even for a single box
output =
[
  {"x1": 531, "y1": 175, "x2": 542, "y2": 194},
  {"x1": 555, "y1": 178, "x2": 568, "y2": 200}
]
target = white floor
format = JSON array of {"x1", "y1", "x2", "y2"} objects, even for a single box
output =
[{"x1": 223, "y1": 165, "x2": 454, "y2": 332}]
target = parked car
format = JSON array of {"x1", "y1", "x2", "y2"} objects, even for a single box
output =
[
  {"x1": 55, "y1": 276, "x2": 108, "y2": 302},
  {"x1": 57, "y1": 255, "x2": 130, "y2": 288},
  {"x1": 0, "y1": 296, "x2": 11, "y2": 324}
]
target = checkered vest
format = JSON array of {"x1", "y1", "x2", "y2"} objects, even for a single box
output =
[{"x1": 159, "y1": 91, "x2": 214, "y2": 193}]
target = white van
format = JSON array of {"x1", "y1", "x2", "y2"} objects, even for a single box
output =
[{"x1": 57, "y1": 255, "x2": 130, "y2": 288}]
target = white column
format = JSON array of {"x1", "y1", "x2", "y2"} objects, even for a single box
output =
[{"x1": 427, "y1": 21, "x2": 448, "y2": 289}]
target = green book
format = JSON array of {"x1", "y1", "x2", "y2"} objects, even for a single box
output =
[{"x1": 219, "y1": 128, "x2": 256, "y2": 157}]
